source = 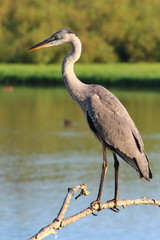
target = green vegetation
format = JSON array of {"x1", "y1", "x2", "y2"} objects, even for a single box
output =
[
  {"x1": 1, "y1": 63, "x2": 160, "y2": 88},
  {"x1": 1, "y1": 0, "x2": 160, "y2": 63}
]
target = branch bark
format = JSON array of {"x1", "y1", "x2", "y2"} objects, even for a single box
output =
[{"x1": 28, "y1": 184, "x2": 160, "y2": 240}]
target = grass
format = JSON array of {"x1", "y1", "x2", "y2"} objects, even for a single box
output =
[{"x1": 0, "y1": 63, "x2": 160, "y2": 88}]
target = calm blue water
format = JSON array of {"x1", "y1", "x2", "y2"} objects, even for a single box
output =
[{"x1": 0, "y1": 87, "x2": 160, "y2": 240}]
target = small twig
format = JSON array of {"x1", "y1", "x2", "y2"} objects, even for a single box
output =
[
  {"x1": 56, "y1": 187, "x2": 74, "y2": 221},
  {"x1": 75, "y1": 184, "x2": 90, "y2": 200},
  {"x1": 28, "y1": 184, "x2": 88, "y2": 240},
  {"x1": 27, "y1": 185, "x2": 160, "y2": 240}
]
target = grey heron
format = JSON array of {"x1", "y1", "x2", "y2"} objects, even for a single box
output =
[{"x1": 27, "y1": 28, "x2": 152, "y2": 205}]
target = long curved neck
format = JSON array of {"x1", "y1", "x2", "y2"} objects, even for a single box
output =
[{"x1": 62, "y1": 35, "x2": 87, "y2": 105}]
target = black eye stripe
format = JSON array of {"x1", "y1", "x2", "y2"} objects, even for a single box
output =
[
  {"x1": 54, "y1": 35, "x2": 59, "y2": 40},
  {"x1": 50, "y1": 34, "x2": 59, "y2": 40}
]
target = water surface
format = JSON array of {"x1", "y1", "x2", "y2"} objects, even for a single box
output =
[{"x1": 0, "y1": 87, "x2": 160, "y2": 240}]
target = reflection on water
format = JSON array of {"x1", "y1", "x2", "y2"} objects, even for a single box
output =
[{"x1": 0, "y1": 87, "x2": 160, "y2": 240}]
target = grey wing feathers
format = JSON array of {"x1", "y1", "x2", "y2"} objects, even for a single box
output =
[{"x1": 86, "y1": 86, "x2": 152, "y2": 180}]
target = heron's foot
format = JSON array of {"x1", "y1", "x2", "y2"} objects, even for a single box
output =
[
  {"x1": 107, "y1": 199, "x2": 119, "y2": 213},
  {"x1": 90, "y1": 200, "x2": 101, "y2": 216}
]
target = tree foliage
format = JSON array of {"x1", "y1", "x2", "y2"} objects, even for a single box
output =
[{"x1": 0, "y1": 0, "x2": 160, "y2": 63}]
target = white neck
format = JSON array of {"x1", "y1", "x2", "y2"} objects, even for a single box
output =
[{"x1": 62, "y1": 34, "x2": 87, "y2": 105}]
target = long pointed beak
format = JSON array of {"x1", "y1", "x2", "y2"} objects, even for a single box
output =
[{"x1": 26, "y1": 37, "x2": 53, "y2": 52}]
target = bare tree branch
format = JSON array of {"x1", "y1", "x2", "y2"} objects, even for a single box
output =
[{"x1": 28, "y1": 184, "x2": 160, "y2": 240}]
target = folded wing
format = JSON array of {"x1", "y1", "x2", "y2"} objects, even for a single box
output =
[{"x1": 86, "y1": 86, "x2": 152, "y2": 180}]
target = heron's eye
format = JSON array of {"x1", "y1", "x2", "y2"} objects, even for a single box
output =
[{"x1": 54, "y1": 35, "x2": 59, "y2": 40}]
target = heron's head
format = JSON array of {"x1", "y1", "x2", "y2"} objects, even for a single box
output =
[{"x1": 27, "y1": 28, "x2": 75, "y2": 52}]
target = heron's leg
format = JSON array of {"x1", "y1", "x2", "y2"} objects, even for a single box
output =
[
  {"x1": 96, "y1": 145, "x2": 108, "y2": 202},
  {"x1": 113, "y1": 153, "x2": 119, "y2": 204}
]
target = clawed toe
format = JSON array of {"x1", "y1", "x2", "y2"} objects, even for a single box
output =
[
  {"x1": 107, "y1": 199, "x2": 119, "y2": 213},
  {"x1": 90, "y1": 200, "x2": 101, "y2": 215},
  {"x1": 110, "y1": 206, "x2": 119, "y2": 213}
]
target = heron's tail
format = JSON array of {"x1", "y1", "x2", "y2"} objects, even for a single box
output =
[
  {"x1": 115, "y1": 149, "x2": 152, "y2": 181},
  {"x1": 138, "y1": 154, "x2": 152, "y2": 181}
]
